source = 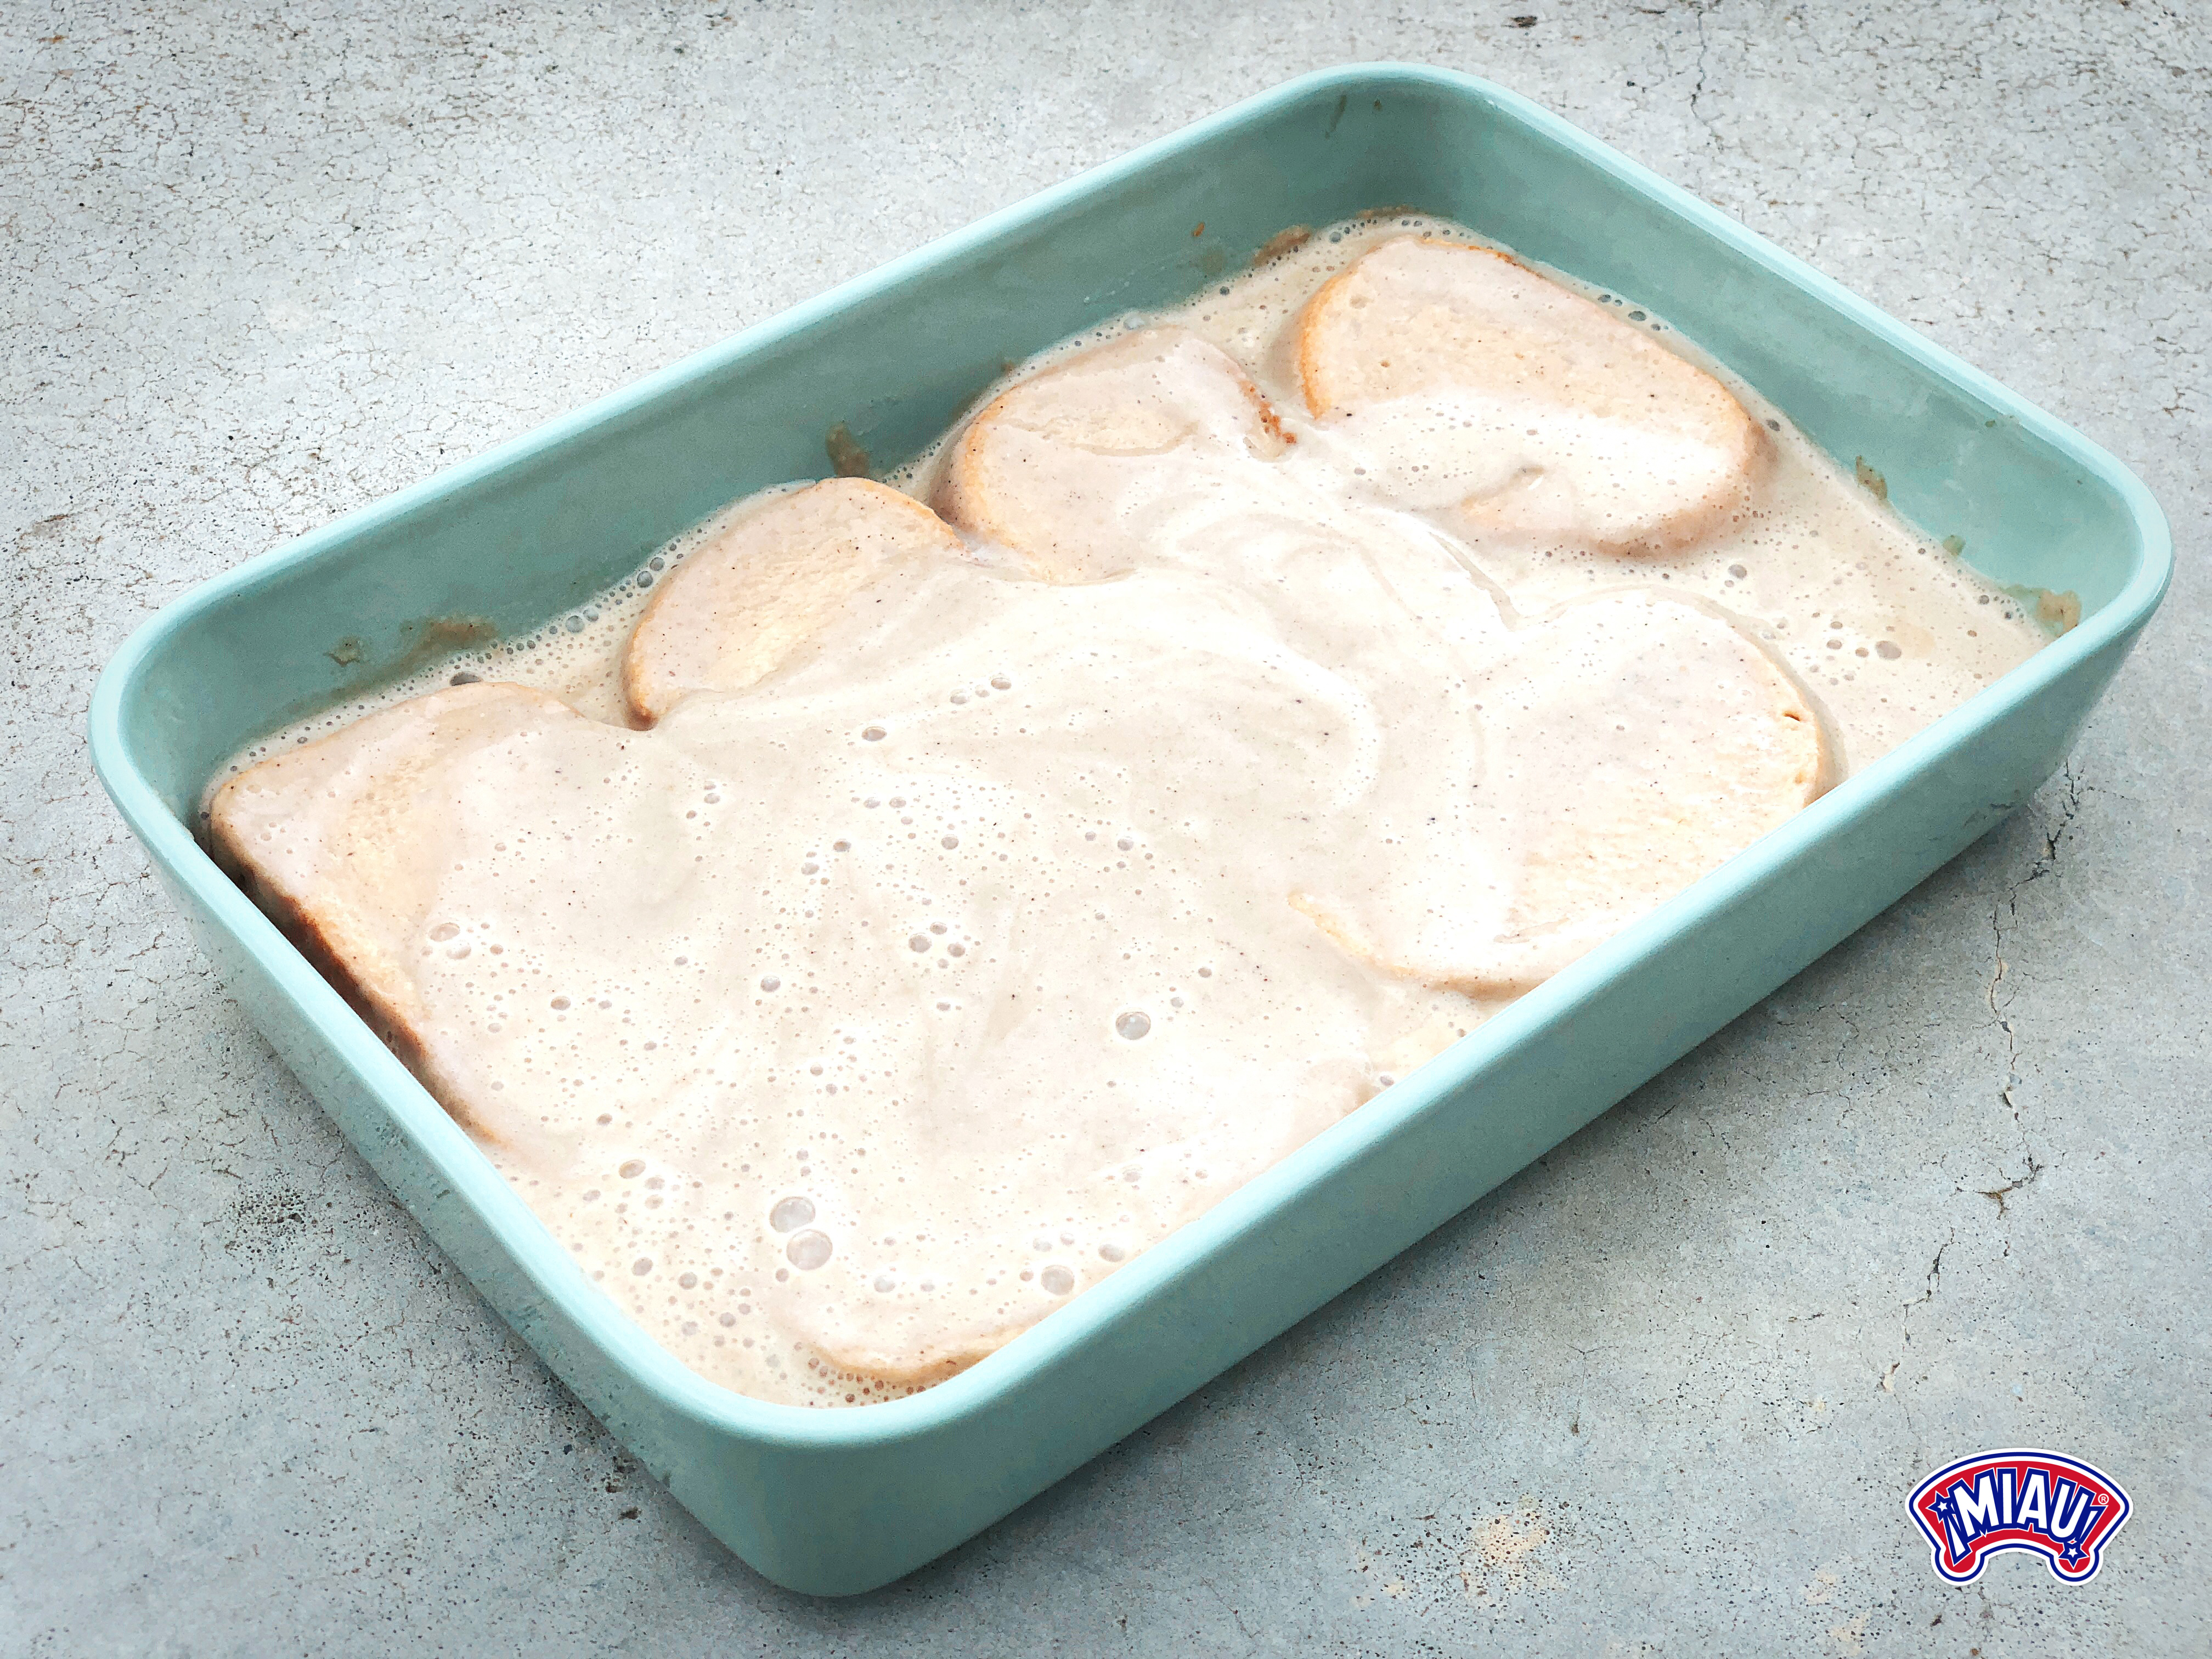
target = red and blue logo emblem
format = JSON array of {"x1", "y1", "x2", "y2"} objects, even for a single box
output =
[{"x1": 1909, "y1": 1449, "x2": 2130, "y2": 1584}]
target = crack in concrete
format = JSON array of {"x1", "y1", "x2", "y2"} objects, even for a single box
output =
[
  {"x1": 1976, "y1": 1155, "x2": 2047, "y2": 1218},
  {"x1": 1880, "y1": 1229, "x2": 1953, "y2": 1421},
  {"x1": 1689, "y1": 1, "x2": 1725, "y2": 138},
  {"x1": 1985, "y1": 764, "x2": 2087, "y2": 1149}
]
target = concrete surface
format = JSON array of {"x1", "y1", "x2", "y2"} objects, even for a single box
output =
[{"x1": 4, "y1": 2, "x2": 2207, "y2": 1653}]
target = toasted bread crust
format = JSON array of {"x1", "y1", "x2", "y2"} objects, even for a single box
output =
[{"x1": 208, "y1": 819, "x2": 438, "y2": 1080}]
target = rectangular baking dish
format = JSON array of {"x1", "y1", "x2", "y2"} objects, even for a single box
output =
[{"x1": 89, "y1": 64, "x2": 2169, "y2": 1595}]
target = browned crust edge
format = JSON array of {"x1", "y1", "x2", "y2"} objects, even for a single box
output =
[{"x1": 203, "y1": 814, "x2": 508, "y2": 1143}]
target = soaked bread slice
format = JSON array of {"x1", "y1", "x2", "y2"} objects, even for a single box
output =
[
  {"x1": 933, "y1": 325, "x2": 1289, "y2": 581},
  {"x1": 1294, "y1": 237, "x2": 1764, "y2": 554},
  {"x1": 622, "y1": 476, "x2": 967, "y2": 725},
  {"x1": 207, "y1": 681, "x2": 590, "y2": 1139},
  {"x1": 1293, "y1": 590, "x2": 1833, "y2": 996}
]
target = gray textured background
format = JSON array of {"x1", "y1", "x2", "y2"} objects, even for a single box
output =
[{"x1": 5, "y1": 3, "x2": 2207, "y2": 1654}]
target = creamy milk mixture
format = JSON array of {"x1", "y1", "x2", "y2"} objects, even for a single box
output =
[{"x1": 211, "y1": 217, "x2": 2049, "y2": 1405}]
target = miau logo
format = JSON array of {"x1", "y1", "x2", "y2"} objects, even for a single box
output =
[{"x1": 1909, "y1": 1449, "x2": 2130, "y2": 1584}]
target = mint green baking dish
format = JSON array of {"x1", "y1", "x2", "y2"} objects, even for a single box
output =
[{"x1": 88, "y1": 65, "x2": 2169, "y2": 1594}]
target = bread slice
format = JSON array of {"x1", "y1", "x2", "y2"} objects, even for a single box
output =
[
  {"x1": 622, "y1": 476, "x2": 967, "y2": 725},
  {"x1": 1292, "y1": 590, "x2": 1832, "y2": 996},
  {"x1": 206, "y1": 681, "x2": 585, "y2": 1138},
  {"x1": 933, "y1": 325, "x2": 1289, "y2": 580},
  {"x1": 1294, "y1": 237, "x2": 1764, "y2": 554}
]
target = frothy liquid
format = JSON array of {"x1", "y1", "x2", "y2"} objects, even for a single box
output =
[{"x1": 211, "y1": 217, "x2": 2046, "y2": 1406}]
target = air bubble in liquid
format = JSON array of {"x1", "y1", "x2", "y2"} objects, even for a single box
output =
[
  {"x1": 1115, "y1": 1011, "x2": 1152, "y2": 1040},
  {"x1": 862, "y1": 726, "x2": 887, "y2": 742},
  {"x1": 1040, "y1": 1265, "x2": 1075, "y2": 1296},
  {"x1": 760, "y1": 975, "x2": 781, "y2": 992},
  {"x1": 787, "y1": 1230, "x2": 833, "y2": 1270},
  {"x1": 770, "y1": 1196, "x2": 815, "y2": 1232}
]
